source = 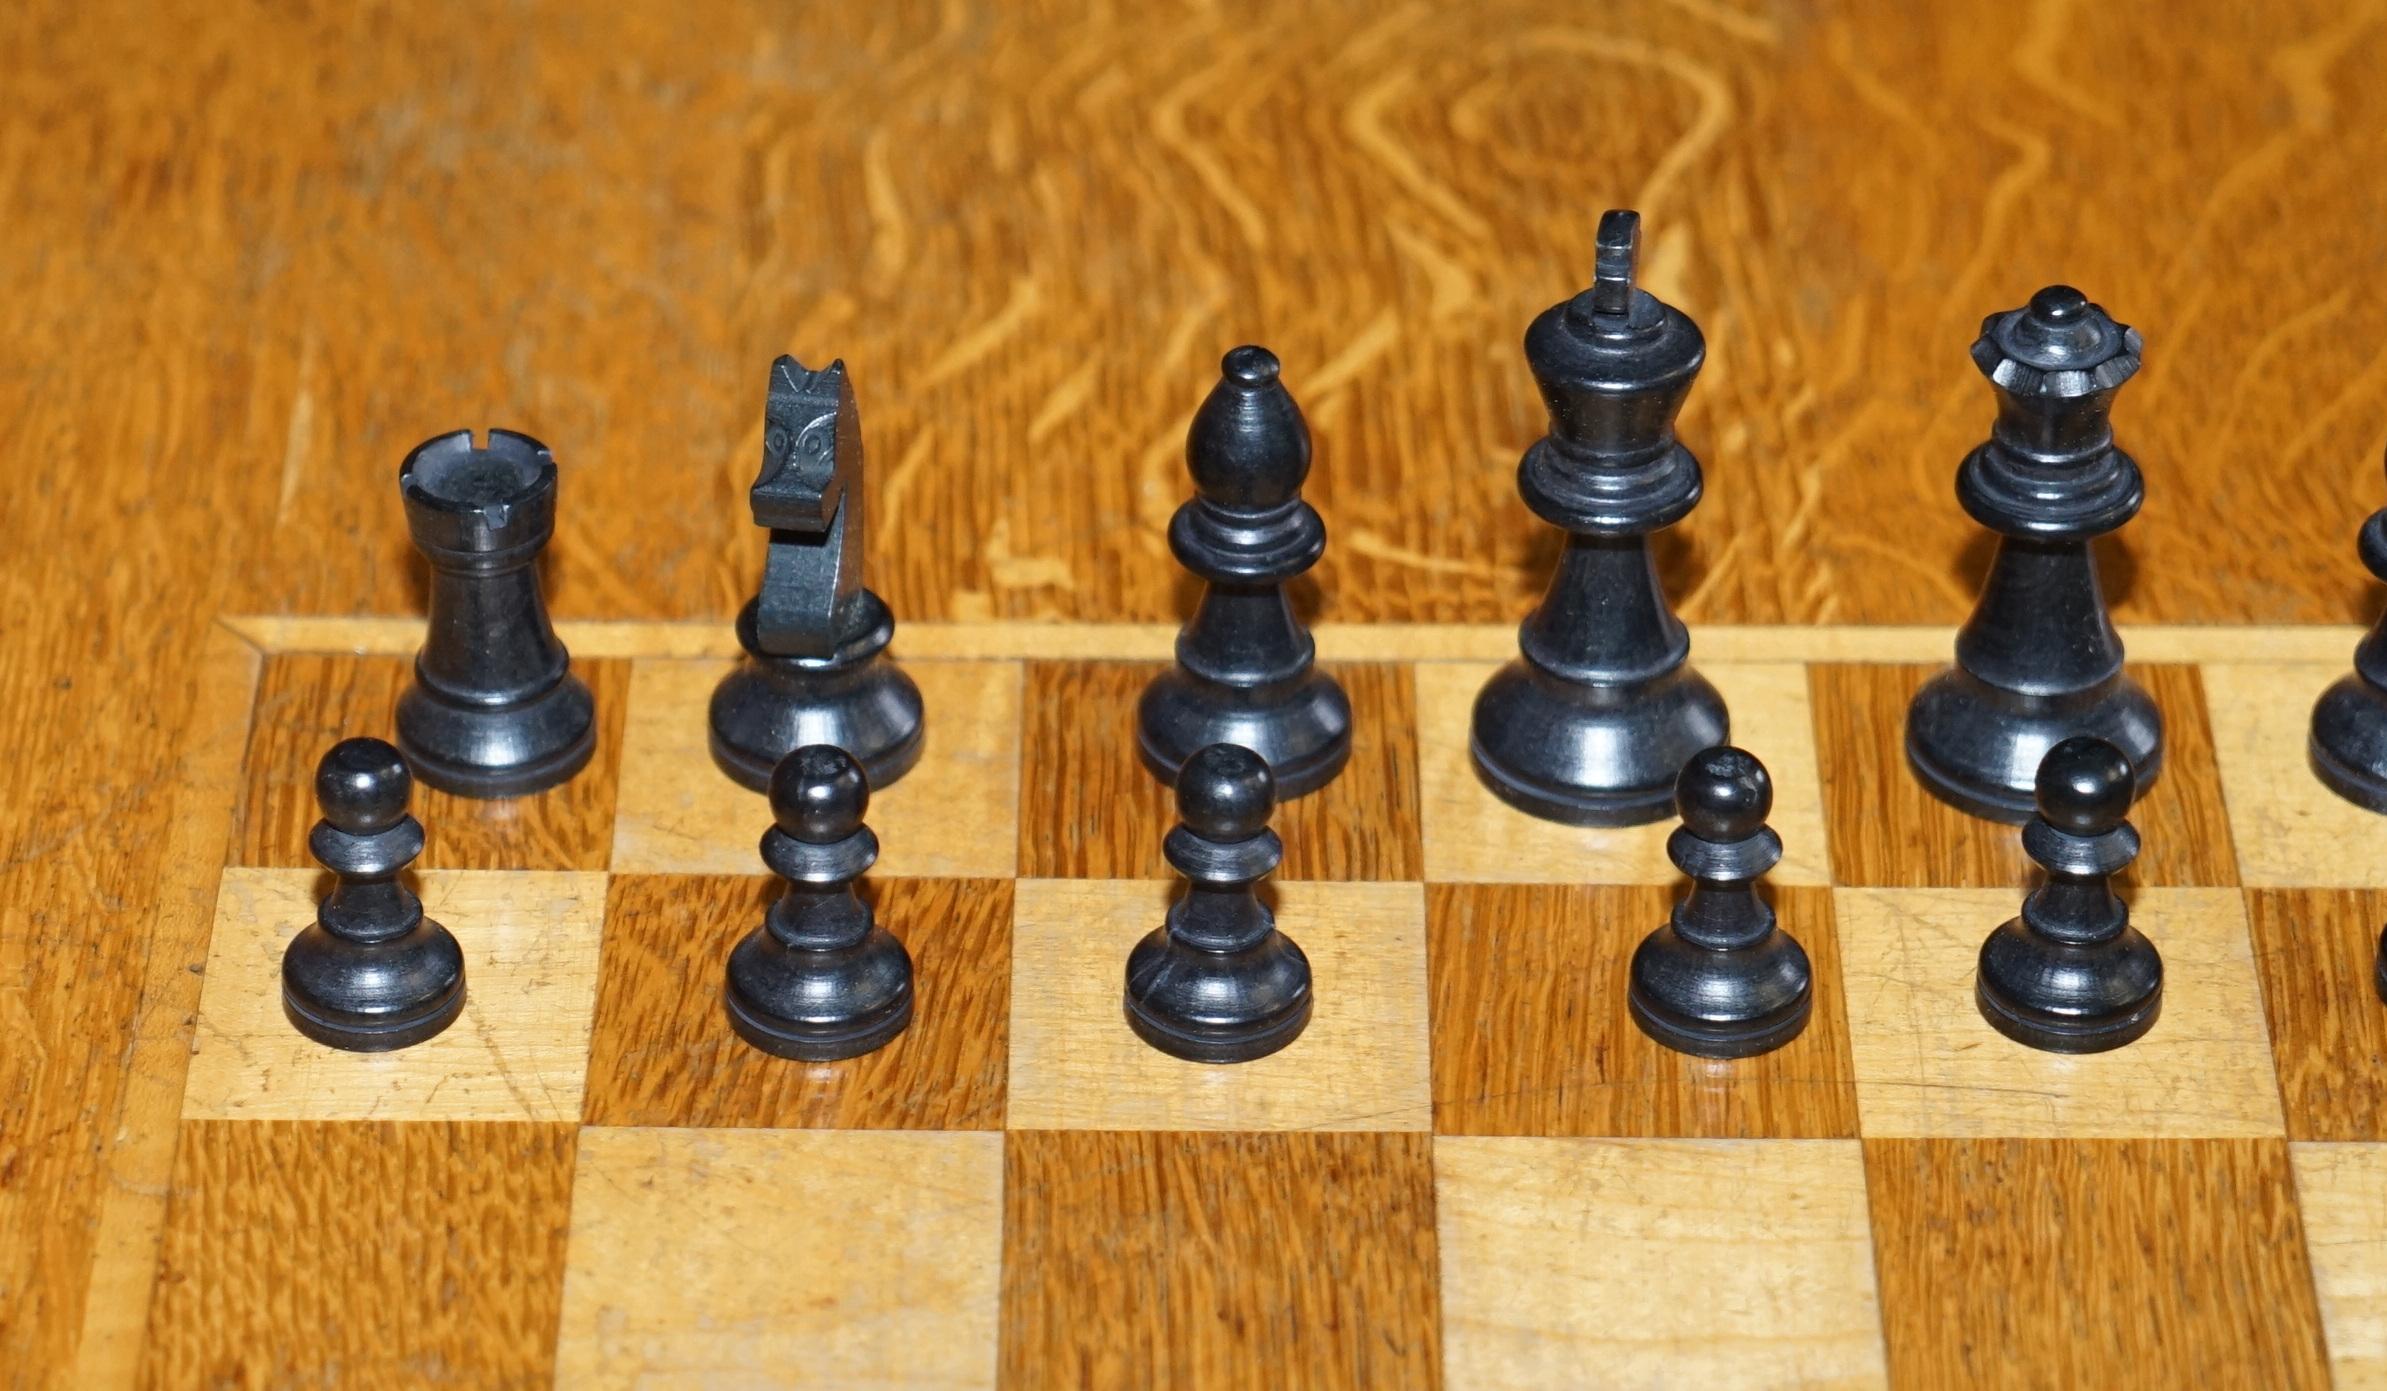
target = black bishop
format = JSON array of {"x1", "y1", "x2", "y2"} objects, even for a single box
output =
[{"x1": 1137, "y1": 346, "x2": 1351, "y2": 798}]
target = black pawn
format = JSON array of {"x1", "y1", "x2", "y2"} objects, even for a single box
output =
[
  {"x1": 1907, "y1": 287, "x2": 2162, "y2": 823},
  {"x1": 1471, "y1": 209, "x2": 1727, "y2": 825},
  {"x1": 1125, "y1": 744, "x2": 1312, "y2": 1063},
  {"x1": 2309, "y1": 456, "x2": 2387, "y2": 811},
  {"x1": 1976, "y1": 736, "x2": 2163, "y2": 1053},
  {"x1": 710, "y1": 358, "x2": 925, "y2": 793},
  {"x1": 724, "y1": 744, "x2": 913, "y2": 1061},
  {"x1": 1137, "y1": 347, "x2": 1351, "y2": 798},
  {"x1": 1628, "y1": 746, "x2": 1812, "y2": 1058},
  {"x1": 282, "y1": 738, "x2": 466, "y2": 1051},
  {"x1": 395, "y1": 429, "x2": 597, "y2": 798}
]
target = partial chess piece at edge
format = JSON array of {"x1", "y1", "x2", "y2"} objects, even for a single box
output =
[
  {"x1": 724, "y1": 743, "x2": 915, "y2": 1061},
  {"x1": 282, "y1": 738, "x2": 466, "y2": 1052},
  {"x1": 1125, "y1": 743, "x2": 1313, "y2": 1064},
  {"x1": 2309, "y1": 456, "x2": 2387, "y2": 812},
  {"x1": 1975, "y1": 736, "x2": 2163, "y2": 1054},
  {"x1": 1628, "y1": 746, "x2": 1813, "y2": 1059}
]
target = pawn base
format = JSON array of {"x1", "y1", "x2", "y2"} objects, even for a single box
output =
[
  {"x1": 1470, "y1": 660, "x2": 1728, "y2": 827},
  {"x1": 1976, "y1": 975, "x2": 2162, "y2": 1054},
  {"x1": 1906, "y1": 665, "x2": 2163, "y2": 824},
  {"x1": 1626, "y1": 928, "x2": 1813, "y2": 1060},
  {"x1": 1975, "y1": 918, "x2": 2164, "y2": 1054},
  {"x1": 724, "y1": 926, "x2": 914, "y2": 1062},
  {"x1": 2309, "y1": 674, "x2": 2387, "y2": 813},
  {"x1": 281, "y1": 924, "x2": 468, "y2": 1054},
  {"x1": 1123, "y1": 929, "x2": 1312, "y2": 1064},
  {"x1": 396, "y1": 673, "x2": 596, "y2": 800},
  {"x1": 1136, "y1": 667, "x2": 1352, "y2": 800}
]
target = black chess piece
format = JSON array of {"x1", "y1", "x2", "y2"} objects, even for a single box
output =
[
  {"x1": 1471, "y1": 210, "x2": 1726, "y2": 826},
  {"x1": 282, "y1": 738, "x2": 466, "y2": 1051},
  {"x1": 2376, "y1": 921, "x2": 2386, "y2": 1006},
  {"x1": 1907, "y1": 287, "x2": 2162, "y2": 823},
  {"x1": 1137, "y1": 346, "x2": 1351, "y2": 798},
  {"x1": 724, "y1": 744, "x2": 914, "y2": 1060},
  {"x1": 1976, "y1": 735, "x2": 2163, "y2": 1053},
  {"x1": 1125, "y1": 743, "x2": 1312, "y2": 1063},
  {"x1": 1628, "y1": 746, "x2": 1812, "y2": 1058},
  {"x1": 394, "y1": 429, "x2": 597, "y2": 798},
  {"x1": 710, "y1": 357, "x2": 926, "y2": 792},
  {"x1": 2309, "y1": 457, "x2": 2387, "y2": 811}
]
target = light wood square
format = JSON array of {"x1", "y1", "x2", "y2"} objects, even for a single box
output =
[
  {"x1": 1834, "y1": 887, "x2": 2285, "y2": 1138},
  {"x1": 2204, "y1": 662, "x2": 2387, "y2": 887},
  {"x1": 182, "y1": 868, "x2": 605, "y2": 1121},
  {"x1": 1436, "y1": 1137, "x2": 1888, "y2": 1390},
  {"x1": 1415, "y1": 661, "x2": 1831, "y2": 885},
  {"x1": 1007, "y1": 879, "x2": 1433, "y2": 1131},
  {"x1": 556, "y1": 1127, "x2": 1003, "y2": 1390},
  {"x1": 2295, "y1": 1141, "x2": 2387, "y2": 1391},
  {"x1": 610, "y1": 657, "x2": 1021, "y2": 878}
]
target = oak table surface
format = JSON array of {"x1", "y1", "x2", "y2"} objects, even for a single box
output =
[{"x1": 8, "y1": 1, "x2": 2387, "y2": 1387}]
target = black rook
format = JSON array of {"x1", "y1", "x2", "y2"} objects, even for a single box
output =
[
  {"x1": 1471, "y1": 209, "x2": 1726, "y2": 825},
  {"x1": 395, "y1": 429, "x2": 596, "y2": 798}
]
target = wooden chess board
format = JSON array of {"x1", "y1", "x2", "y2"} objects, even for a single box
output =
[{"x1": 78, "y1": 613, "x2": 2387, "y2": 1388}]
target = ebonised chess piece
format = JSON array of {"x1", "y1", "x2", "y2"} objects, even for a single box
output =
[
  {"x1": 724, "y1": 743, "x2": 914, "y2": 1060},
  {"x1": 2309, "y1": 455, "x2": 2387, "y2": 811},
  {"x1": 1137, "y1": 346, "x2": 1351, "y2": 798},
  {"x1": 394, "y1": 429, "x2": 596, "y2": 798},
  {"x1": 1907, "y1": 286, "x2": 2162, "y2": 823},
  {"x1": 1124, "y1": 743, "x2": 1312, "y2": 1063},
  {"x1": 1471, "y1": 209, "x2": 1726, "y2": 826},
  {"x1": 710, "y1": 357, "x2": 925, "y2": 792},
  {"x1": 1628, "y1": 746, "x2": 1812, "y2": 1058},
  {"x1": 282, "y1": 738, "x2": 466, "y2": 1051},
  {"x1": 1976, "y1": 735, "x2": 2163, "y2": 1053}
]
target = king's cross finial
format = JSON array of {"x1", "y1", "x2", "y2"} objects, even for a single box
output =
[{"x1": 1590, "y1": 209, "x2": 1641, "y2": 317}]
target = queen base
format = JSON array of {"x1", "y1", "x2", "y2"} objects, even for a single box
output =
[{"x1": 1907, "y1": 667, "x2": 2163, "y2": 824}]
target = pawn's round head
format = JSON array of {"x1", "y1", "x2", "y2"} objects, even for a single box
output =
[
  {"x1": 1176, "y1": 743, "x2": 1275, "y2": 842},
  {"x1": 1674, "y1": 745, "x2": 1771, "y2": 841},
  {"x1": 315, "y1": 737, "x2": 413, "y2": 835},
  {"x1": 770, "y1": 744, "x2": 869, "y2": 843},
  {"x1": 2035, "y1": 736, "x2": 2135, "y2": 835}
]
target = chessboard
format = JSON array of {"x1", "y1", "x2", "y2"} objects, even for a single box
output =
[{"x1": 77, "y1": 611, "x2": 2387, "y2": 1389}]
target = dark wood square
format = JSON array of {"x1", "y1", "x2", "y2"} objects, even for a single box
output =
[
  {"x1": 141, "y1": 1120, "x2": 576, "y2": 1390},
  {"x1": 1427, "y1": 883, "x2": 1859, "y2": 1137},
  {"x1": 1000, "y1": 1130, "x2": 1441, "y2": 1389},
  {"x1": 231, "y1": 651, "x2": 628, "y2": 871},
  {"x1": 1864, "y1": 1137, "x2": 2329, "y2": 1390},
  {"x1": 1018, "y1": 660, "x2": 1421, "y2": 880},
  {"x1": 2247, "y1": 888, "x2": 2387, "y2": 1140},
  {"x1": 1812, "y1": 662, "x2": 2236, "y2": 887},
  {"x1": 582, "y1": 874, "x2": 1011, "y2": 1129}
]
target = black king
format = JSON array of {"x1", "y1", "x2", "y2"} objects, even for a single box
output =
[
  {"x1": 709, "y1": 356, "x2": 926, "y2": 792},
  {"x1": 1471, "y1": 209, "x2": 1727, "y2": 825}
]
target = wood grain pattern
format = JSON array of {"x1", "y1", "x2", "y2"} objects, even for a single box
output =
[
  {"x1": 1007, "y1": 878, "x2": 1433, "y2": 1131},
  {"x1": 610, "y1": 656, "x2": 1024, "y2": 879},
  {"x1": 2292, "y1": 1142, "x2": 2387, "y2": 1390},
  {"x1": 1835, "y1": 887, "x2": 2284, "y2": 1138},
  {"x1": 1436, "y1": 1137, "x2": 1887, "y2": 1389},
  {"x1": 1427, "y1": 884, "x2": 1859, "y2": 1137},
  {"x1": 230, "y1": 653, "x2": 629, "y2": 872},
  {"x1": 558, "y1": 1127, "x2": 1004, "y2": 1390},
  {"x1": 1813, "y1": 663, "x2": 2237, "y2": 887},
  {"x1": 1000, "y1": 1130, "x2": 1441, "y2": 1390},
  {"x1": 140, "y1": 1120, "x2": 577, "y2": 1390},
  {"x1": 2246, "y1": 889, "x2": 2387, "y2": 1141},
  {"x1": 2202, "y1": 661, "x2": 2387, "y2": 887},
  {"x1": 1018, "y1": 661, "x2": 1421, "y2": 880},
  {"x1": 14, "y1": 2, "x2": 2387, "y2": 1384},
  {"x1": 582, "y1": 874, "x2": 1012, "y2": 1130},
  {"x1": 1865, "y1": 1138, "x2": 2331, "y2": 1391},
  {"x1": 182, "y1": 869, "x2": 608, "y2": 1122}
]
